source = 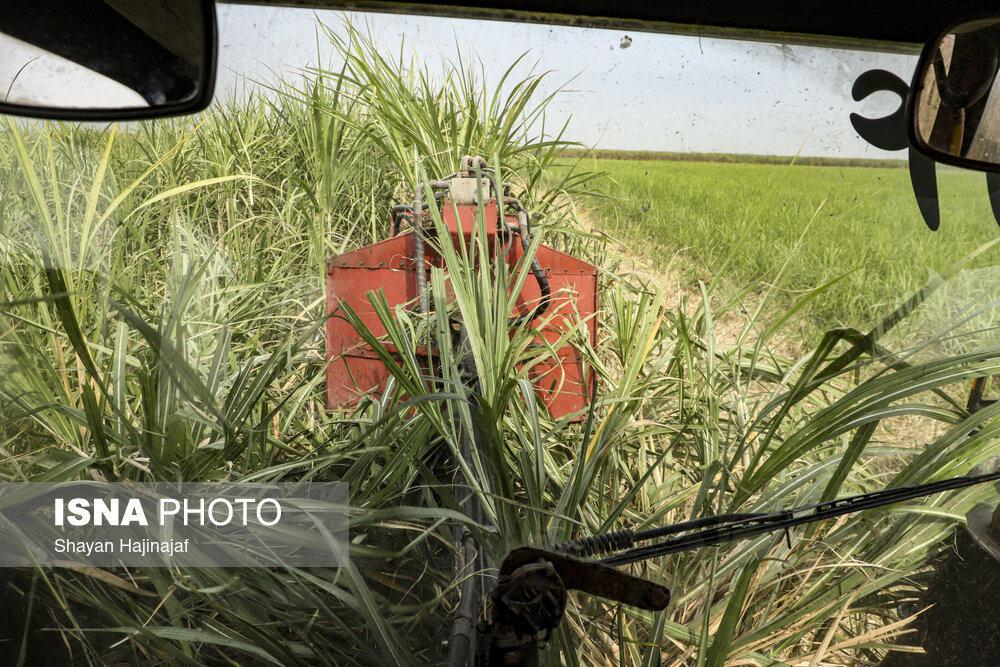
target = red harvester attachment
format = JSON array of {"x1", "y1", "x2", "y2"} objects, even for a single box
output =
[{"x1": 325, "y1": 162, "x2": 598, "y2": 420}]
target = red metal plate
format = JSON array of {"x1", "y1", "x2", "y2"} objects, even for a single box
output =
[{"x1": 326, "y1": 199, "x2": 598, "y2": 420}]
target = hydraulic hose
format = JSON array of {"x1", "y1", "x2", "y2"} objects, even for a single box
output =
[
  {"x1": 506, "y1": 205, "x2": 551, "y2": 327},
  {"x1": 412, "y1": 186, "x2": 429, "y2": 316},
  {"x1": 445, "y1": 321, "x2": 491, "y2": 667}
]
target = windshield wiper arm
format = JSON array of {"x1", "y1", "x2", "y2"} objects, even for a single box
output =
[{"x1": 546, "y1": 468, "x2": 1000, "y2": 566}]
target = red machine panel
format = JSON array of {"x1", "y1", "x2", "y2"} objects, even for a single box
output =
[{"x1": 326, "y1": 198, "x2": 598, "y2": 420}]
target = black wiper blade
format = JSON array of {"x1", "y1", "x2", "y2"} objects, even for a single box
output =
[{"x1": 552, "y1": 469, "x2": 1000, "y2": 567}]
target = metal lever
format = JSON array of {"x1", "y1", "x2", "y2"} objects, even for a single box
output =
[{"x1": 475, "y1": 547, "x2": 670, "y2": 666}]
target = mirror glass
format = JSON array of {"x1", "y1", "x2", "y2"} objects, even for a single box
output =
[
  {"x1": 0, "y1": 0, "x2": 213, "y2": 118},
  {"x1": 911, "y1": 17, "x2": 1000, "y2": 168}
]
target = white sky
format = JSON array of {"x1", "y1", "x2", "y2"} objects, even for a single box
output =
[{"x1": 214, "y1": 5, "x2": 918, "y2": 158}]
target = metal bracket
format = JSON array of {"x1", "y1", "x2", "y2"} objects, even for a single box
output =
[
  {"x1": 450, "y1": 177, "x2": 492, "y2": 206},
  {"x1": 851, "y1": 68, "x2": 1000, "y2": 231}
]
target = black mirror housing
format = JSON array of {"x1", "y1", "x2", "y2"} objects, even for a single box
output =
[
  {"x1": 907, "y1": 13, "x2": 1000, "y2": 172},
  {"x1": 0, "y1": 0, "x2": 216, "y2": 121}
]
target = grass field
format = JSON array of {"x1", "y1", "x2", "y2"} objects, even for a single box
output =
[{"x1": 584, "y1": 158, "x2": 1000, "y2": 342}]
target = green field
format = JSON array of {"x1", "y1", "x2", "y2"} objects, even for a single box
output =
[
  {"x1": 585, "y1": 158, "x2": 1000, "y2": 340},
  {"x1": 563, "y1": 147, "x2": 910, "y2": 168}
]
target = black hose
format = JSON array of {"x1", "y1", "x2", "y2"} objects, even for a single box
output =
[
  {"x1": 392, "y1": 212, "x2": 412, "y2": 237},
  {"x1": 413, "y1": 187, "x2": 429, "y2": 316},
  {"x1": 445, "y1": 530, "x2": 478, "y2": 667},
  {"x1": 506, "y1": 207, "x2": 551, "y2": 327},
  {"x1": 445, "y1": 321, "x2": 492, "y2": 666}
]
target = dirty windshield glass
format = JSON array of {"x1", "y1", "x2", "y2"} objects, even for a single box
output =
[{"x1": 1, "y1": 5, "x2": 999, "y2": 665}]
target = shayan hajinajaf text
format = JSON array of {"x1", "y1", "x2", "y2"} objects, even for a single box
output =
[{"x1": 54, "y1": 538, "x2": 190, "y2": 557}]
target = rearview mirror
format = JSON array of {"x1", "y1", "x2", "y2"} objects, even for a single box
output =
[
  {"x1": 0, "y1": 0, "x2": 216, "y2": 120},
  {"x1": 908, "y1": 15, "x2": 1000, "y2": 171}
]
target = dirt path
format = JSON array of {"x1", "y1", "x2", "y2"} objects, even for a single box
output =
[{"x1": 571, "y1": 200, "x2": 806, "y2": 359}]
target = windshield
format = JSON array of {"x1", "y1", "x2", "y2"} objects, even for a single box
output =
[{"x1": 1, "y1": 5, "x2": 998, "y2": 666}]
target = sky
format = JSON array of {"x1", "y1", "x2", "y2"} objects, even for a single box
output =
[{"x1": 210, "y1": 6, "x2": 920, "y2": 159}]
